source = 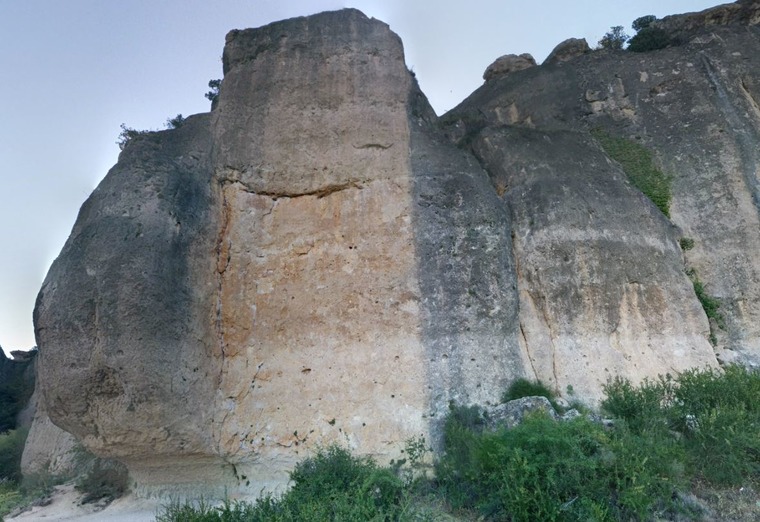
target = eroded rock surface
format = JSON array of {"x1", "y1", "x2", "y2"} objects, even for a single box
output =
[
  {"x1": 33, "y1": 9, "x2": 522, "y2": 497},
  {"x1": 444, "y1": 5, "x2": 760, "y2": 371},
  {"x1": 29, "y1": 1, "x2": 760, "y2": 501}
]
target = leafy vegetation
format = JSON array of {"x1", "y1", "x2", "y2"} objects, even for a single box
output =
[
  {"x1": 632, "y1": 15, "x2": 657, "y2": 32},
  {"x1": 0, "y1": 355, "x2": 35, "y2": 434},
  {"x1": 592, "y1": 129, "x2": 672, "y2": 217},
  {"x1": 436, "y1": 407, "x2": 685, "y2": 520},
  {"x1": 116, "y1": 123, "x2": 151, "y2": 151},
  {"x1": 0, "y1": 479, "x2": 24, "y2": 517},
  {"x1": 686, "y1": 268, "x2": 725, "y2": 345},
  {"x1": 0, "y1": 429, "x2": 27, "y2": 483},
  {"x1": 205, "y1": 79, "x2": 221, "y2": 105},
  {"x1": 628, "y1": 15, "x2": 671, "y2": 53},
  {"x1": 165, "y1": 114, "x2": 185, "y2": 129},
  {"x1": 132, "y1": 367, "x2": 760, "y2": 521},
  {"x1": 679, "y1": 237, "x2": 695, "y2": 251},
  {"x1": 604, "y1": 366, "x2": 760, "y2": 486},
  {"x1": 597, "y1": 26, "x2": 629, "y2": 50},
  {"x1": 157, "y1": 445, "x2": 417, "y2": 522},
  {"x1": 74, "y1": 455, "x2": 128, "y2": 504},
  {"x1": 628, "y1": 26, "x2": 671, "y2": 52}
]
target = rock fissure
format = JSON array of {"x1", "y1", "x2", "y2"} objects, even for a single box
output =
[
  {"x1": 218, "y1": 176, "x2": 364, "y2": 199},
  {"x1": 701, "y1": 52, "x2": 760, "y2": 211},
  {"x1": 740, "y1": 77, "x2": 760, "y2": 123}
]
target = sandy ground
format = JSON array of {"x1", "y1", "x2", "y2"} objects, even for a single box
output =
[{"x1": 7, "y1": 485, "x2": 160, "y2": 522}]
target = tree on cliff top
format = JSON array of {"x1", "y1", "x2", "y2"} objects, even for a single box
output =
[{"x1": 597, "y1": 26, "x2": 629, "y2": 50}]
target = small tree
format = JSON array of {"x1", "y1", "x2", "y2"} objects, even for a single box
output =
[
  {"x1": 598, "y1": 26, "x2": 629, "y2": 50},
  {"x1": 205, "y1": 79, "x2": 221, "y2": 104},
  {"x1": 117, "y1": 124, "x2": 149, "y2": 151},
  {"x1": 166, "y1": 114, "x2": 185, "y2": 129}
]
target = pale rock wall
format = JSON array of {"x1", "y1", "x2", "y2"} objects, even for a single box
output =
[
  {"x1": 208, "y1": 10, "x2": 429, "y2": 491},
  {"x1": 31, "y1": 9, "x2": 524, "y2": 497},
  {"x1": 29, "y1": 4, "x2": 756, "y2": 500},
  {"x1": 444, "y1": 18, "x2": 760, "y2": 380},
  {"x1": 469, "y1": 126, "x2": 717, "y2": 402}
]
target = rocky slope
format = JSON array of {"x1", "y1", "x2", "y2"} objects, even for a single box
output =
[{"x1": 25, "y1": 1, "x2": 760, "y2": 500}]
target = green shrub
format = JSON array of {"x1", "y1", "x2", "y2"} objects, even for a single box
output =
[
  {"x1": 602, "y1": 374, "x2": 675, "y2": 434},
  {"x1": 597, "y1": 26, "x2": 629, "y2": 50},
  {"x1": 165, "y1": 114, "x2": 185, "y2": 129},
  {"x1": 0, "y1": 366, "x2": 34, "y2": 433},
  {"x1": 689, "y1": 272, "x2": 724, "y2": 328},
  {"x1": 632, "y1": 15, "x2": 657, "y2": 32},
  {"x1": 679, "y1": 237, "x2": 695, "y2": 251},
  {"x1": 157, "y1": 367, "x2": 760, "y2": 521},
  {"x1": 592, "y1": 129, "x2": 672, "y2": 217},
  {"x1": 72, "y1": 446, "x2": 128, "y2": 504},
  {"x1": 437, "y1": 410, "x2": 682, "y2": 521},
  {"x1": 628, "y1": 26, "x2": 671, "y2": 52},
  {"x1": 156, "y1": 446, "x2": 412, "y2": 522},
  {"x1": 671, "y1": 366, "x2": 760, "y2": 485},
  {"x1": 0, "y1": 480, "x2": 24, "y2": 518},
  {"x1": 503, "y1": 378, "x2": 562, "y2": 412},
  {"x1": 604, "y1": 366, "x2": 760, "y2": 487},
  {"x1": 0, "y1": 429, "x2": 27, "y2": 483}
]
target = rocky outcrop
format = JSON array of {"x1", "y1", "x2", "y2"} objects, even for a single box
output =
[
  {"x1": 27, "y1": 1, "x2": 760, "y2": 501},
  {"x1": 483, "y1": 53, "x2": 536, "y2": 81},
  {"x1": 543, "y1": 38, "x2": 590, "y2": 65},
  {"x1": 33, "y1": 9, "x2": 523, "y2": 498},
  {"x1": 443, "y1": 4, "x2": 760, "y2": 371},
  {"x1": 654, "y1": 0, "x2": 760, "y2": 43}
]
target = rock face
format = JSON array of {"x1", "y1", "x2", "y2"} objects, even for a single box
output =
[
  {"x1": 28, "y1": 2, "x2": 760, "y2": 500},
  {"x1": 483, "y1": 53, "x2": 537, "y2": 81},
  {"x1": 443, "y1": 5, "x2": 760, "y2": 371},
  {"x1": 33, "y1": 9, "x2": 522, "y2": 497}
]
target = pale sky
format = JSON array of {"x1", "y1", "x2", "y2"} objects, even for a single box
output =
[{"x1": 0, "y1": 0, "x2": 720, "y2": 355}]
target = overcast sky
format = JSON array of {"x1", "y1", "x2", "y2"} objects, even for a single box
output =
[{"x1": 0, "y1": 0, "x2": 720, "y2": 356}]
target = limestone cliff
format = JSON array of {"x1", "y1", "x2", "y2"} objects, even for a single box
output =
[
  {"x1": 442, "y1": 1, "x2": 760, "y2": 374},
  {"x1": 25, "y1": 2, "x2": 760, "y2": 499}
]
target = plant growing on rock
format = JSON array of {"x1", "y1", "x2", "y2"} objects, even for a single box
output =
[
  {"x1": 116, "y1": 123, "x2": 150, "y2": 151},
  {"x1": 592, "y1": 129, "x2": 672, "y2": 217},
  {"x1": 628, "y1": 15, "x2": 671, "y2": 53}
]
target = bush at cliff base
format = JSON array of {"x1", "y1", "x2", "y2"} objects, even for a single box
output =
[
  {"x1": 158, "y1": 364, "x2": 760, "y2": 521},
  {"x1": 156, "y1": 445, "x2": 411, "y2": 522}
]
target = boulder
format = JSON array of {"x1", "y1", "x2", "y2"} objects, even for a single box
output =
[
  {"x1": 543, "y1": 37, "x2": 590, "y2": 65},
  {"x1": 485, "y1": 396, "x2": 559, "y2": 430},
  {"x1": 483, "y1": 53, "x2": 536, "y2": 81}
]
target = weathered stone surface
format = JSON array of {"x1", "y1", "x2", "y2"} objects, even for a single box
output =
[
  {"x1": 655, "y1": 0, "x2": 760, "y2": 43},
  {"x1": 34, "y1": 112, "x2": 229, "y2": 495},
  {"x1": 32, "y1": 9, "x2": 523, "y2": 497},
  {"x1": 483, "y1": 53, "x2": 536, "y2": 81},
  {"x1": 543, "y1": 38, "x2": 590, "y2": 65},
  {"x1": 20, "y1": 386, "x2": 78, "y2": 478},
  {"x1": 468, "y1": 126, "x2": 718, "y2": 401},
  {"x1": 408, "y1": 84, "x2": 525, "y2": 438},
  {"x1": 444, "y1": 14, "x2": 760, "y2": 373},
  {"x1": 28, "y1": 2, "x2": 760, "y2": 502}
]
